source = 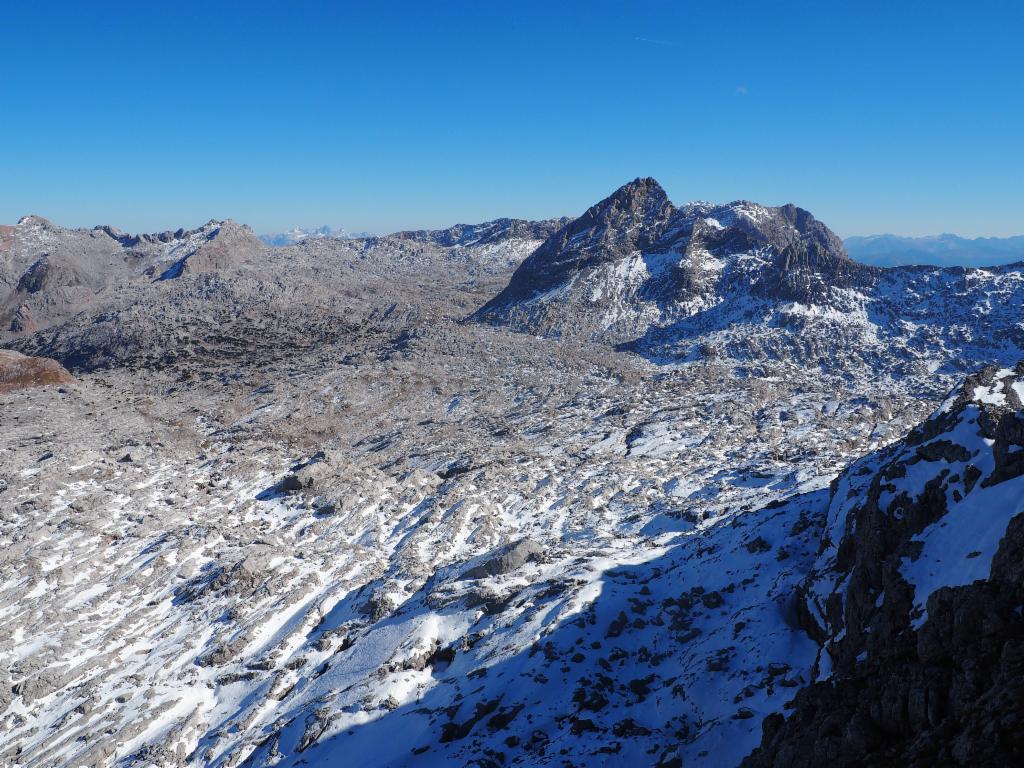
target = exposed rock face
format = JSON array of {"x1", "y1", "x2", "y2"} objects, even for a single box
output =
[
  {"x1": 473, "y1": 178, "x2": 1024, "y2": 381},
  {"x1": 0, "y1": 216, "x2": 266, "y2": 338},
  {"x1": 15, "y1": 254, "x2": 91, "y2": 294},
  {"x1": 0, "y1": 349, "x2": 74, "y2": 393},
  {"x1": 9, "y1": 303, "x2": 34, "y2": 333},
  {"x1": 390, "y1": 217, "x2": 570, "y2": 248},
  {"x1": 744, "y1": 364, "x2": 1024, "y2": 767},
  {"x1": 473, "y1": 177, "x2": 864, "y2": 342},
  {"x1": 156, "y1": 221, "x2": 264, "y2": 280},
  {"x1": 746, "y1": 518, "x2": 1024, "y2": 767},
  {"x1": 479, "y1": 178, "x2": 676, "y2": 308},
  {"x1": 756, "y1": 235, "x2": 875, "y2": 304}
]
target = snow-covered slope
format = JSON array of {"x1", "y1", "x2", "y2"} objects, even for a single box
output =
[
  {"x1": 1, "y1": 322, "x2": 936, "y2": 768},
  {"x1": 8, "y1": 347, "x2": 1022, "y2": 767},
  {"x1": 4, "y1": 192, "x2": 1024, "y2": 767},
  {"x1": 474, "y1": 179, "x2": 1024, "y2": 384},
  {"x1": 745, "y1": 362, "x2": 1024, "y2": 766}
]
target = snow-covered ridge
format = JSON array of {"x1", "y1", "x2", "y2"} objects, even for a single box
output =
[
  {"x1": 805, "y1": 362, "x2": 1024, "y2": 666},
  {"x1": 473, "y1": 178, "x2": 1024, "y2": 386}
]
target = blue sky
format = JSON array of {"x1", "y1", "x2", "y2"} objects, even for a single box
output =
[{"x1": 1, "y1": 1, "x2": 1021, "y2": 236}]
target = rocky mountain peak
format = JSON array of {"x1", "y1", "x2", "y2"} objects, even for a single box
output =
[
  {"x1": 593, "y1": 176, "x2": 671, "y2": 218},
  {"x1": 569, "y1": 177, "x2": 674, "y2": 248},
  {"x1": 16, "y1": 214, "x2": 55, "y2": 229},
  {"x1": 213, "y1": 219, "x2": 255, "y2": 238},
  {"x1": 473, "y1": 178, "x2": 863, "y2": 342},
  {"x1": 155, "y1": 219, "x2": 263, "y2": 280},
  {"x1": 471, "y1": 179, "x2": 676, "y2": 313}
]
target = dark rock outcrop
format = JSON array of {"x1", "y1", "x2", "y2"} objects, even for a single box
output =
[
  {"x1": 475, "y1": 178, "x2": 676, "y2": 311},
  {"x1": 744, "y1": 513, "x2": 1024, "y2": 767},
  {"x1": 461, "y1": 538, "x2": 543, "y2": 580},
  {"x1": 744, "y1": 364, "x2": 1024, "y2": 767}
]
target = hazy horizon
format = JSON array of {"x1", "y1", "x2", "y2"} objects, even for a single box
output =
[{"x1": 8, "y1": 203, "x2": 1023, "y2": 244}]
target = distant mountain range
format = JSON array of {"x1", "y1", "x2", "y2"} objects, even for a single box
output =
[
  {"x1": 259, "y1": 220, "x2": 570, "y2": 249},
  {"x1": 259, "y1": 226, "x2": 374, "y2": 246},
  {"x1": 264, "y1": 227, "x2": 1024, "y2": 269},
  {"x1": 844, "y1": 233, "x2": 1024, "y2": 267}
]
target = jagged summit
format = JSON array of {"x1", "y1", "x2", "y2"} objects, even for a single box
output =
[
  {"x1": 558, "y1": 176, "x2": 674, "y2": 249},
  {"x1": 472, "y1": 177, "x2": 857, "y2": 343},
  {"x1": 592, "y1": 176, "x2": 671, "y2": 218},
  {"x1": 469, "y1": 178, "x2": 1024, "y2": 380},
  {"x1": 473, "y1": 179, "x2": 675, "y2": 310},
  {"x1": 0, "y1": 216, "x2": 265, "y2": 337}
]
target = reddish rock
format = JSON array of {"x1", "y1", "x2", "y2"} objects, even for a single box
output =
[{"x1": 0, "y1": 350, "x2": 75, "y2": 394}]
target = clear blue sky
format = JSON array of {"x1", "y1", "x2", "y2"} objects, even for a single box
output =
[{"x1": 2, "y1": 1, "x2": 1021, "y2": 237}]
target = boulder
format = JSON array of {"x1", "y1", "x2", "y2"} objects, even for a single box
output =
[
  {"x1": 461, "y1": 538, "x2": 544, "y2": 580},
  {"x1": 0, "y1": 350, "x2": 75, "y2": 394}
]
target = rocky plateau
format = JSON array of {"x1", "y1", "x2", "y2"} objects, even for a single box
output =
[{"x1": 2, "y1": 179, "x2": 1023, "y2": 767}]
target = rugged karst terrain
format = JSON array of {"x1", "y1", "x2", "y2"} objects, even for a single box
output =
[{"x1": 2, "y1": 179, "x2": 1023, "y2": 767}]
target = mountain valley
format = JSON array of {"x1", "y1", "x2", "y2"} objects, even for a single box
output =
[{"x1": 2, "y1": 179, "x2": 1023, "y2": 767}]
